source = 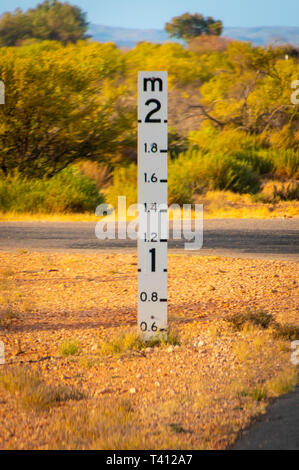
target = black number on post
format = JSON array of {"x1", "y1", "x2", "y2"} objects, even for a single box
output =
[
  {"x1": 149, "y1": 248, "x2": 156, "y2": 272},
  {"x1": 144, "y1": 232, "x2": 158, "y2": 242},
  {"x1": 144, "y1": 99, "x2": 161, "y2": 123},
  {"x1": 140, "y1": 292, "x2": 158, "y2": 302},
  {"x1": 144, "y1": 173, "x2": 158, "y2": 183}
]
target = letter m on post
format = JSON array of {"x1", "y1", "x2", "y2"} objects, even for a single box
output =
[
  {"x1": 0, "y1": 81, "x2": 4, "y2": 105},
  {"x1": 143, "y1": 77, "x2": 163, "y2": 92}
]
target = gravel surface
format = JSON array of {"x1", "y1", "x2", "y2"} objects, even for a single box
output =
[
  {"x1": 0, "y1": 251, "x2": 298, "y2": 449},
  {"x1": 0, "y1": 219, "x2": 298, "y2": 260}
]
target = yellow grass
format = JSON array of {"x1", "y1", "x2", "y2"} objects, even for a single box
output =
[
  {"x1": 1, "y1": 205, "x2": 298, "y2": 222},
  {"x1": 0, "y1": 366, "x2": 84, "y2": 411}
]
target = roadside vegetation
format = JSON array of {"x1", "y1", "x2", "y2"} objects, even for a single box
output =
[{"x1": 0, "y1": 12, "x2": 298, "y2": 218}]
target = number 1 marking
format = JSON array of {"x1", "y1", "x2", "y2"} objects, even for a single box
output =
[{"x1": 149, "y1": 248, "x2": 156, "y2": 272}]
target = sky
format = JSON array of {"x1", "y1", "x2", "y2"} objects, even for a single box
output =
[{"x1": 0, "y1": 0, "x2": 299, "y2": 29}]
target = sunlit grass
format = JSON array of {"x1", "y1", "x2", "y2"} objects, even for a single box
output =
[
  {"x1": 265, "y1": 368, "x2": 298, "y2": 396},
  {"x1": 0, "y1": 366, "x2": 84, "y2": 411},
  {"x1": 48, "y1": 397, "x2": 146, "y2": 450},
  {"x1": 238, "y1": 386, "x2": 268, "y2": 402},
  {"x1": 97, "y1": 328, "x2": 180, "y2": 356},
  {"x1": 60, "y1": 339, "x2": 81, "y2": 357},
  {"x1": 0, "y1": 268, "x2": 35, "y2": 324}
]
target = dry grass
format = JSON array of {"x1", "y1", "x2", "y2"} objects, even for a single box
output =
[
  {"x1": 0, "y1": 366, "x2": 84, "y2": 411},
  {"x1": 260, "y1": 180, "x2": 299, "y2": 202},
  {"x1": 47, "y1": 398, "x2": 147, "y2": 450},
  {"x1": 60, "y1": 339, "x2": 81, "y2": 357},
  {"x1": 0, "y1": 268, "x2": 32, "y2": 325},
  {"x1": 97, "y1": 328, "x2": 180, "y2": 356},
  {"x1": 197, "y1": 190, "x2": 299, "y2": 218},
  {"x1": 265, "y1": 368, "x2": 298, "y2": 396},
  {"x1": 226, "y1": 310, "x2": 299, "y2": 341}
]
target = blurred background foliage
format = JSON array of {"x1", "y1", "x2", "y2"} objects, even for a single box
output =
[{"x1": 0, "y1": 2, "x2": 298, "y2": 213}]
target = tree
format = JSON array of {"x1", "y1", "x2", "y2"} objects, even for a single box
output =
[
  {"x1": 0, "y1": 0, "x2": 89, "y2": 46},
  {"x1": 188, "y1": 41, "x2": 299, "y2": 141},
  {"x1": 0, "y1": 41, "x2": 130, "y2": 177},
  {"x1": 165, "y1": 13, "x2": 223, "y2": 42}
]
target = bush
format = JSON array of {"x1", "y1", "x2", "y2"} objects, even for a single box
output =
[
  {"x1": 226, "y1": 310, "x2": 275, "y2": 331},
  {"x1": 257, "y1": 180, "x2": 299, "y2": 202},
  {"x1": 45, "y1": 166, "x2": 104, "y2": 212},
  {"x1": 168, "y1": 151, "x2": 208, "y2": 204},
  {"x1": 233, "y1": 150, "x2": 273, "y2": 175},
  {"x1": 207, "y1": 155, "x2": 260, "y2": 193},
  {"x1": 168, "y1": 150, "x2": 260, "y2": 204},
  {"x1": 0, "y1": 166, "x2": 104, "y2": 213},
  {"x1": 104, "y1": 150, "x2": 262, "y2": 208},
  {"x1": 265, "y1": 149, "x2": 299, "y2": 179},
  {"x1": 226, "y1": 310, "x2": 299, "y2": 341},
  {"x1": 105, "y1": 164, "x2": 137, "y2": 208}
]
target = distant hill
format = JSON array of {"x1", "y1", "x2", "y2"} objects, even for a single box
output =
[
  {"x1": 88, "y1": 24, "x2": 171, "y2": 47},
  {"x1": 89, "y1": 24, "x2": 299, "y2": 48},
  {"x1": 223, "y1": 26, "x2": 299, "y2": 46}
]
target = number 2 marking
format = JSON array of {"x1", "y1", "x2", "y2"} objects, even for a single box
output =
[{"x1": 144, "y1": 99, "x2": 161, "y2": 123}]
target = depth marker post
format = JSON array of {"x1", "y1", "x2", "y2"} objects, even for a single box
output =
[{"x1": 138, "y1": 71, "x2": 168, "y2": 340}]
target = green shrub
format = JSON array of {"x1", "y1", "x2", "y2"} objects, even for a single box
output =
[
  {"x1": 226, "y1": 310, "x2": 299, "y2": 341},
  {"x1": 102, "y1": 147, "x2": 298, "y2": 208},
  {"x1": 60, "y1": 339, "x2": 81, "y2": 356},
  {"x1": 207, "y1": 155, "x2": 260, "y2": 194},
  {"x1": 226, "y1": 310, "x2": 275, "y2": 331},
  {"x1": 168, "y1": 150, "x2": 260, "y2": 204},
  {"x1": 105, "y1": 164, "x2": 137, "y2": 208},
  {"x1": 272, "y1": 323, "x2": 299, "y2": 341},
  {"x1": 45, "y1": 166, "x2": 103, "y2": 212},
  {"x1": 261, "y1": 149, "x2": 299, "y2": 179},
  {"x1": 0, "y1": 166, "x2": 104, "y2": 213},
  {"x1": 233, "y1": 150, "x2": 273, "y2": 175},
  {"x1": 168, "y1": 151, "x2": 208, "y2": 204}
]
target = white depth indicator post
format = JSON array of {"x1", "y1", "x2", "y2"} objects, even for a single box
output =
[{"x1": 138, "y1": 71, "x2": 168, "y2": 340}]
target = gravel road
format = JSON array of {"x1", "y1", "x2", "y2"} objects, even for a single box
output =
[
  {"x1": 0, "y1": 218, "x2": 298, "y2": 260},
  {"x1": 231, "y1": 385, "x2": 299, "y2": 450}
]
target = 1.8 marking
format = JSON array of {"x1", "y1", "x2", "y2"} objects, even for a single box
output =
[{"x1": 144, "y1": 143, "x2": 158, "y2": 153}]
